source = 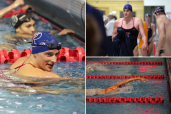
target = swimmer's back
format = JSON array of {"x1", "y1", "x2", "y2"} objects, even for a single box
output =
[{"x1": 165, "y1": 19, "x2": 171, "y2": 56}]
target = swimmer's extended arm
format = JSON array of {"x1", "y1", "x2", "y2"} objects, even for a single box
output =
[
  {"x1": 0, "y1": 0, "x2": 24, "y2": 18},
  {"x1": 97, "y1": 78, "x2": 147, "y2": 94},
  {"x1": 156, "y1": 20, "x2": 165, "y2": 56},
  {"x1": 149, "y1": 24, "x2": 156, "y2": 42},
  {"x1": 58, "y1": 29, "x2": 75, "y2": 35},
  {"x1": 112, "y1": 20, "x2": 118, "y2": 41},
  {"x1": 139, "y1": 19, "x2": 147, "y2": 50}
]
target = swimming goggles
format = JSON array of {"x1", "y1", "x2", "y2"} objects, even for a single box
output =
[{"x1": 32, "y1": 43, "x2": 61, "y2": 50}]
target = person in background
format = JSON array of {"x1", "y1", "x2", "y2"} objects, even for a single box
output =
[
  {"x1": 105, "y1": 11, "x2": 116, "y2": 56},
  {"x1": 103, "y1": 15, "x2": 108, "y2": 25},
  {"x1": 145, "y1": 13, "x2": 156, "y2": 56},
  {"x1": 153, "y1": 7, "x2": 171, "y2": 56},
  {"x1": 86, "y1": 3, "x2": 108, "y2": 56}
]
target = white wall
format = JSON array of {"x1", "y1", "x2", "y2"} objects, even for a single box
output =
[{"x1": 144, "y1": 0, "x2": 171, "y2": 13}]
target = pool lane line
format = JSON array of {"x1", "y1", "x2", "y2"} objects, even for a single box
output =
[
  {"x1": 86, "y1": 75, "x2": 164, "y2": 79},
  {"x1": 86, "y1": 61, "x2": 162, "y2": 65},
  {"x1": 86, "y1": 97, "x2": 164, "y2": 103}
]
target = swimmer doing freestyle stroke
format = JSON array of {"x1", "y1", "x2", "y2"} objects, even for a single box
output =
[{"x1": 86, "y1": 78, "x2": 147, "y2": 96}]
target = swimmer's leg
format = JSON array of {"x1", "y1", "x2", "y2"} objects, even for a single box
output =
[
  {"x1": 140, "y1": 48, "x2": 148, "y2": 56},
  {"x1": 133, "y1": 45, "x2": 139, "y2": 56},
  {"x1": 147, "y1": 41, "x2": 154, "y2": 56}
]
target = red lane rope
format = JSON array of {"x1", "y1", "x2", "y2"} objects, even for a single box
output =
[
  {"x1": 86, "y1": 75, "x2": 164, "y2": 79},
  {"x1": 86, "y1": 61, "x2": 162, "y2": 65},
  {"x1": 86, "y1": 97, "x2": 164, "y2": 103}
]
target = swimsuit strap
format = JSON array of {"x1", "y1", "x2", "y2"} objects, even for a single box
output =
[
  {"x1": 14, "y1": 60, "x2": 35, "y2": 72},
  {"x1": 121, "y1": 18, "x2": 124, "y2": 28},
  {"x1": 132, "y1": 18, "x2": 134, "y2": 27}
]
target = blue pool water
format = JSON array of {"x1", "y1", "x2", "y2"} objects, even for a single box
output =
[
  {"x1": 86, "y1": 58, "x2": 170, "y2": 114},
  {"x1": 0, "y1": 0, "x2": 85, "y2": 114}
]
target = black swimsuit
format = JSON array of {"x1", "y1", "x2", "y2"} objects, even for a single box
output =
[
  {"x1": 148, "y1": 28, "x2": 152, "y2": 45},
  {"x1": 121, "y1": 18, "x2": 139, "y2": 51}
]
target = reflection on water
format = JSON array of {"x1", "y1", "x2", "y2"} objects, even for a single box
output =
[{"x1": 0, "y1": 62, "x2": 85, "y2": 114}]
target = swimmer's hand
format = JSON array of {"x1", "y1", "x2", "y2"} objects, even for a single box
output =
[
  {"x1": 58, "y1": 29, "x2": 75, "y2": 35},
  {"x1": 142, "y1": 43, "x2": 147, "y2": 50},
  {"x1": 22, "y1": 5, "x2": 35, "y2": 11},
  {"x1": 13, "y1": 0, "x2": 24, "y2": 8},
  {"x1": 140, "y1": 78, "x2": 147, "y2": 82},
  {"x1": 149, "y1": 37, "x2": 153, "y2": 42},
  {"x1": 155, "y1": 51, "x2": 159, "y2": 56}
]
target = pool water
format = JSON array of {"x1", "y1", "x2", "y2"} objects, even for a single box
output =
[
  {"x1": 86, "y1": 58, "x2": 170, "y2": 114},
  {"x1": 0, "y1": 0, "x2": 85, "y2": 114}
]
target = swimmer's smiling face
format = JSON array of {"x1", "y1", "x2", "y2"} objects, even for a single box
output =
[
  {"x1": 34, "y1": 49, "x2": 59, "y2": 71},
  {"x1": 123, "y1": 9, "x2": 131, "y2": 17},
  {"x1": 16, "y1": 19, "x2": 35, "y2": 34}
]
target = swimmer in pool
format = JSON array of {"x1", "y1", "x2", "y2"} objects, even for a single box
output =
[
  {"x1": 0, "y1": 0, "x2": 75, "y2": 52},
  {"x1": 86, "y1": 63, "x2": 110, "y2": 73},
  {"x1": 9, "y1": 31, "x2": 78, "y2": 79},
  {"x1": 86, "y1": 77, "x2": 147, "y2": 96}
]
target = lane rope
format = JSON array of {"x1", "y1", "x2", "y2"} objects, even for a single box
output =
[
  {"x1": 86, "y1": 97, "x2": 164, "y2": 103},
  {"x1": 86, "y1": 75, "x2": 164, "y2": 79},
  {"x1": 86, "y1": 61, "x2": 162, "y2": 65}
]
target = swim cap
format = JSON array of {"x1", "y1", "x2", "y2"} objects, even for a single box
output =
[
  {"x1": 123, "y1": 4, "x2": 132, "y2": 12},
  {"x1": 145, "y1": 13, "x2": 151, "y2": 17},
  {"x1": 31, "y1": 31, "x2": 60, "y2": 54},
  {"x1": 153, "y1": 7, "x2": 165, "y2": 15},
  {"x1": 12, "y1": 13, "x2": 32, "y2": 29}
]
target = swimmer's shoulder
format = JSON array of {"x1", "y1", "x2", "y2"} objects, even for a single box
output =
[
  {"x1": 133, "y1": 17, "x2": 143, "y2": 23},
  {"x1": 114, "y1": 18, "x2": 123, "y2": 27},
  {"x1": 10, "y1": 56, "x2": 29, "y2": 69},
  {"x1": 21, "y1": 67, "x2": 61, "y2": 78}
]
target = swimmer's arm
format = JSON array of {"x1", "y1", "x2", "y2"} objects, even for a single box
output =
[
  {"x1": 0, "y1": 0, "x2": 24, "y2": 18},
  {"x1": 105, "y1": 21, "x2": 111, "y2": 30},
  {"x1": 13, "y1": 33, "x2": 33, "y2": 38},
  {"x1": 58, "y1": 29, "x2": 75, "y2": 35},
  {"x1": 112, "y1": 20, "x2": 118, "y2": 41},
  {"x1": 115, "y1": 78, "x2": 147, "y2": 86},
  {"x1": 97, "y1": 78, "x2": 147, "y2": 94},
  {"x1": 33, "y1": 87, "x2": 84, "y2": 94},
  {"x1": 156, "y1": 20, "x2": 166, "y2": 55},
  {"x1": 150, "y1": 24, "x2": 156, "y2": 41},
  {"x1": 138, "y1": 19, "x2": 147, "y2": 46}
]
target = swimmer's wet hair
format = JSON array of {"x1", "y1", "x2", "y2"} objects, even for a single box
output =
[{"x1": 11, "y1": 13, "x2": 32, "y2": 29}]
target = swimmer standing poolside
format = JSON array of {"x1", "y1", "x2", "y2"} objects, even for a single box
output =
[
  {"x1": 86, "y1": 78, "x2": 147, "y2": 96},
  {"x1": 153, "y1": 7, "x2": 171, "y2": 56},
  {"x1": 9, "y1": 31, "x2": 79, "y2": 79},
  {"x1": 112, "y1": 4, "x2": 147, "y2": 56},
  {"x1": 145, "y1": 13, "x2": 156, "y2": 56}
]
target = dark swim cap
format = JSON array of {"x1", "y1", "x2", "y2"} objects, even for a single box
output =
[
  {"x1": 123, "y1": 4, "x2": 132, "y2": 12},
  {"x1": 31, "y1": 31, "x2": 60, "y2": 54},
  {"x1": 11, "y1": 13, "x2": 32, "y2": 29},
  {"x1": 153, "y1": 7, "x2": 165, "y2": 15},
  {"x1": 145, "y1": 13, "x2": 151, "y2": 17}
]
